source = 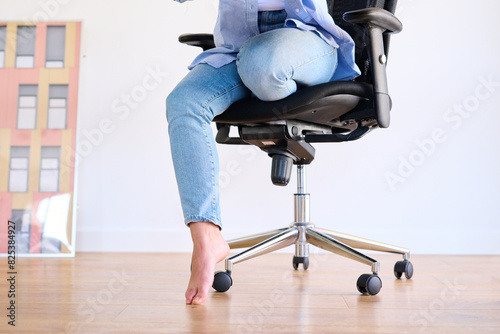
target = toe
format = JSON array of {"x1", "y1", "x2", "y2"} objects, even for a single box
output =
[
  {"x1": 185, "y1": 287, "x2": 197, "y2": 304},
  {"x1": 191, "y1": 277, "x2": 211, "y2": 305},
  {"x1": 192, "y1": 291, "x2": 207, "y2": 305}
]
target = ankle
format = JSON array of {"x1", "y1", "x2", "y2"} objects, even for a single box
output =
[{"x1": 189, "y1": 221, "x2": 223, "y2": 242}]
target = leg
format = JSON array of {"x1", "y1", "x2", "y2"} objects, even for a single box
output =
[
  {"x1": 314, "y1": 227, "x2": 410, "y2": 257},
  {"x1": 166, "y1": 63, "x2": 251, "y2": 304},
  {"x1": 236, "y1": 28, "x2": 338, "y2": 101},
  {"x1": 227, "y1": 228, "x2": 289, "y2": 249},
  {"x1": 167, "y1": 63, "x2": 251, "y2": 229},
  {"x1": 306, "y1": 229, "x2": 380, "y2": 274},
  {"x1": 225, "y1": 228, "x2": 299, "y2": 272}
]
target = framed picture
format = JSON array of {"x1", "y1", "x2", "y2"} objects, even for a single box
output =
[{"x1": 0, "y1": 22, "x2": 81, "y2": 256}]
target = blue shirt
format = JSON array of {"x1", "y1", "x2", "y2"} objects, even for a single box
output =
[{"x1": 174, "y1": 0, "x2": 360, "y2": 81}]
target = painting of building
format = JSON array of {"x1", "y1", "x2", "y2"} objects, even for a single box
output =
[{"x1": 0, "y1": 22, "x2": 81, "y2": 255}]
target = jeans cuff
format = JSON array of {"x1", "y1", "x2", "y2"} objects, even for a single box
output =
[{"x1": 184, "y1": 215, "x2": 222, "y2": 230}]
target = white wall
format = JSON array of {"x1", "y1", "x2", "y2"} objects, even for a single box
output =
[{"x1": 2, "y1": 0, "x2": 499, "y2": 254}]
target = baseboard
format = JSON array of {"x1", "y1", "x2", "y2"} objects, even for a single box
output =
[{"x1": 75, "y1": 228, "x2": 500, "y2": 254}]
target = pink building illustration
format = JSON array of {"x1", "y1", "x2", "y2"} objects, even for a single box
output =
[{"x1": 0, "y1": 22, "x2": 81, "y2": 255}]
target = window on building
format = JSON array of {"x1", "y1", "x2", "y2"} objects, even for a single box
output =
[
  {"x1": 0, "y1": 26, "x2": 6, "y2": 68},
  {"x1": 17, "y1": 84, "x2": 38, "y2": 129},
  {"x1": 45, "y1": 26, "x2": 66, "y2": 68},
  {"x1": 10, "y1": 210, "x2": 32, "y2": 254},
  {"x1": 40, "y1": 146, "x2": 61, "y2": 192},
  {"x1": 9, "y1": 146, "x2": 30, "y2": 193},
  {"x1": 47, "y1": 85, "x2": 68, "y2": 129},
  {"x1": 16, "y1": 26, "x2": 36, "y2": 68}
]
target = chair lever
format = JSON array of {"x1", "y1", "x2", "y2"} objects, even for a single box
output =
[
  {"x1": 304, "y1": 126, "x2": 370, "y2": 143},
  {"x1": 215, "y1": 124, "x2": 249, "y2": 145}
]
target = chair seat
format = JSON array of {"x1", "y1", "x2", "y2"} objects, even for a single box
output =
[{"x1": 214, "y1": 81, "x2": 374, "y2": 128}]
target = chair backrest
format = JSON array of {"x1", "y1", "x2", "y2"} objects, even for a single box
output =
[{"x1": 328, "y1": 0, "x2": 398, "y2": 83}]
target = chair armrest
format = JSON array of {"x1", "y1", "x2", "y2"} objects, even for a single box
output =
[
  {"x1": 343, "y1": 8, "x2": 403, "y2": 128},
  {"x1": 178, "y1": 33, "x2": 215, "y2": 51},
  {"x1": 343, "y1": 8, "x2": 402, "y2": 34}
]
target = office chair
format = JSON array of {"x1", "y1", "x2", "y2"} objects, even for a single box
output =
[{"x1": 178, "y1": 0, "x2": 413, "y2": 296}]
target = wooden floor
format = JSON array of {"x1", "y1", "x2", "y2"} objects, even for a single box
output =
[{"x1": 1, "y1": 252, "x2": 499, "y2": 333}]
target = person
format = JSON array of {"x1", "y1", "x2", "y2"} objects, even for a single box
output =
[{"x1": 167, "y1": 0, "x2": 360, "y2": 305}]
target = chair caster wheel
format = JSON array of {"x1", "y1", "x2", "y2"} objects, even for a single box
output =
[
  {"x1": 356, "y1": 273, "x2": 382, "y2": 295},
  {"x1": 292, "y1": 256, "x2": 309, "y2": 270},
  {"x1": 394, "y1": 260, "x2": 414, "y2": 279},
  {"x1": 212, "y1": 271, "x2": 232, "y2": 292}
]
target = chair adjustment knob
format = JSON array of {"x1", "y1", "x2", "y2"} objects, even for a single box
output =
[{"x1": 270, "y1": 153, "x2": 294, "y2": 186}]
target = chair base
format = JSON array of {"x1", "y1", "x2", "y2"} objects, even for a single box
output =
[
  {"x1": 213, "y1": 165, "x2": 412, "y2": 296},
  {"x1": 225, "y1": 223, "x2": 410, "y2": 274}
]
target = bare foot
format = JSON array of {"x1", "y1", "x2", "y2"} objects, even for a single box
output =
[{"x1": 185, "y1": 222, "x2": 230, "y2": 305}]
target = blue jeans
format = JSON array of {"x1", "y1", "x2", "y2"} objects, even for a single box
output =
[{"x1": 166, "y1": 13, "x2": 338, "y2": 229}]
